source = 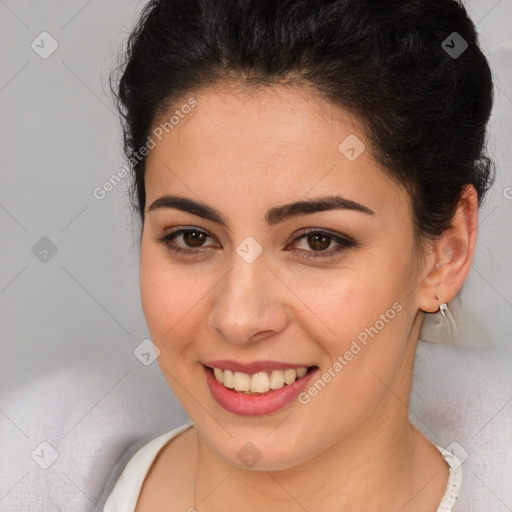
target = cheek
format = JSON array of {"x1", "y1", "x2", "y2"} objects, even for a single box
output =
[
  {"x1": 284, "y1": 256, "x2": 414, "y2": 395},
  {"x1": 139, "y1": 242, "x2": 205, "y2": 348},
  {"x1": 290, "y1": 275, "x2": 411, "y2": 425},
  {"x1": 286, "y1": 266, "x2": 406, "y2": 350}
]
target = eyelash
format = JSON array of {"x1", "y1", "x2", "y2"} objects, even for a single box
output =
[{"x1": 156, "y1": 227, "x2": 356, "y2": 260}]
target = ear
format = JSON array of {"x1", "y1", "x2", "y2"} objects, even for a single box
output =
[{"x1": 418, "y1": 184, "x2": 479, "y2": 313}]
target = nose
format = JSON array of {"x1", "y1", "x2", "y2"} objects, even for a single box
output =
[{"x1": 208, "y1": 250, "x2": 289, "y2": 345}]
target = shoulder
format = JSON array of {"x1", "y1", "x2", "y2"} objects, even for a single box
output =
[{"x1": 102, "y1": 423, "x2": 194, "y2": 512}]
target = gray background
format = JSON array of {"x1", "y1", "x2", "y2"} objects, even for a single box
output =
[{"x1": 0, "y1": 1, "x2": 511, "y2": 510}]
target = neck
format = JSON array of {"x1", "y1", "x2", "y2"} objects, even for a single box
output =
[{"x1": 194, "y1": 408, "x2": 416, "y2": 511}]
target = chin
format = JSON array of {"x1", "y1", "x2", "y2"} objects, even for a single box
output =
[{"x1": 198, "y1": 421, "x2": 314, "y2": 471}]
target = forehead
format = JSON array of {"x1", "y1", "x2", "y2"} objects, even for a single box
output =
[
  {"x1": 149, "y1": 84, "x2": 361, "y2": 166},
  {"x1": 144, "y1": 85, "x2": 410, "y2": 224}
]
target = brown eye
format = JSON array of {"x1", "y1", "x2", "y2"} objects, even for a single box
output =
[
  {"x1": 306, "y1": 233, "x2": 331, "y2": 251},
  {"x1": 288, "y1": 229, "x2": 356, "y2": 260},
  {"x1": 157, "y1": 227, "x2": 355, "y2": 260},
  {"x1": 157, "y1": 227, "x2": 218, "y2": 254},
  {"x1": 182, "y1": 230, "x2": 208, "y2": 247}
]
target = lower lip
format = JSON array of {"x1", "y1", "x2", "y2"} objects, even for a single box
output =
[{"x1": 203, "y1": 365, "x2": 318, "y2": 416}]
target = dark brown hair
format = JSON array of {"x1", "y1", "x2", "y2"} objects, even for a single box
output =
[{"x1": 111, "y1": 0, "x2": 494, "y2": 241}]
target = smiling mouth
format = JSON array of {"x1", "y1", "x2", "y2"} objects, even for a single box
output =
[{"x1": 204, "y1": 365, "x2": 318, "y2": 395}]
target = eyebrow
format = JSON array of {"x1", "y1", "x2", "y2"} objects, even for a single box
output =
[{"x1": 148, "y1": 195, "x2": 375, "y2": 226}]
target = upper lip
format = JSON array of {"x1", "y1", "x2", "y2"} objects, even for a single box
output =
[{"x1": 203, "y1": 360, "x2": 314, "y2": 374}]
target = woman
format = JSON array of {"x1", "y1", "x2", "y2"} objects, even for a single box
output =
[{"x1": 104, "y1": 0, "x2": 494, "y2": 510}]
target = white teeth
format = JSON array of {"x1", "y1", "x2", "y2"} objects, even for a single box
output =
[
  {"x1": 296, "y1": 367, "x2": 307, "y2": 378},
  {"x1": 283, "y1": 369, "x2": 297, "y2": 385},
  {"x1": 250, "y1": 372, "x2": 270, "y2": 393},
  {"x1": 213, "y1": 368, "x2": 224, "y2": 384},
  {"x1": 212, "y1": 366, "x2": 309, "y2": 394},
  {"x1": 233, "y1": 372, "x2": 251, "y2": 391},
  {"x1": 269, "y1": 370, "x2": 284, "y2": 389},
  {"x1": 223, "y1": 369, "x2": 234, "y2": 388}
]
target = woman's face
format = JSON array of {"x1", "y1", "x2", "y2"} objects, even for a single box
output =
[{"x1": 140, "y1": 85, "x2": 426, "y2": 470}]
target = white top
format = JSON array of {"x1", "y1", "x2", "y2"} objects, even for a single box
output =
[{"x1": 102, "y1": 423, "x2": 462, "y2": 512}]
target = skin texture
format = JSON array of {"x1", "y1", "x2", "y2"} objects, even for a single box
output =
[{"x1": 136, "y1": 84, "x2": 478, "y2": 511}]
